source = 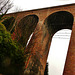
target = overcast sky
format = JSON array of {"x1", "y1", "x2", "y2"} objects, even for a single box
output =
[
  {"x1": 47, "y1": 29, "x2": 71, "y2": 75},
  {"x1": 9, "y1": 0, "x2": 75, "y2": 75},
  {"x1": 9, "y1": 0, "x2": 75, "y2": 13}
]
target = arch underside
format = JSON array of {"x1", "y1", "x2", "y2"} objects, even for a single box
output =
[{"x1": 44, "y1": 11, "x2": 74, "y2": 36}]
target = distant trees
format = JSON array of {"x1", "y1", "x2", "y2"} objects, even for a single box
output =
[
  {"x1": 0, "y1": 0, "x2": 12, "y2": 19},
  {"x1": 44, "y1": 63, "x2": 48, "y2": 75}
]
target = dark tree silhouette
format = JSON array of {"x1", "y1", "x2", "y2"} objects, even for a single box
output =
[
  {"x1": 44, "y1": 62, "x2": 48, "y2": 75},
  {"x1": 0, "y1": 0, "x2": 12, "y2": 19}
]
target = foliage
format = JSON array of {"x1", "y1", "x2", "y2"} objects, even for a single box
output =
[
  {"x1": 2, "y1": 17, "x2": 15, "y2": 32},
  {"x1": 0, "y1": 22, "x2": 25, "y2": 75}
]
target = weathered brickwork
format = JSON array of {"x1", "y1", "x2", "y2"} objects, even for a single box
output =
[{"x1": 4, "y1": 3, "x2": 75, "y2": 75}]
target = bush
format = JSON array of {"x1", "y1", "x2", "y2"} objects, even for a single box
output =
[{"x1": 0, "y1": 22, "x2": 25, "y2": 75}]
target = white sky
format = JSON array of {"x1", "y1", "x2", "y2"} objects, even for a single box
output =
[
  {"x1": 9, "y1": 0, "x2": 75, "y2": 75},
  {"x1": 9, "y1": 0, "x2": 75, "y2": 13},
  {"x1": 47, "y1": 29, "x2": 71, "y2": 75}
]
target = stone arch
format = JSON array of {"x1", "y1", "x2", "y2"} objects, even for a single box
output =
[
  {"x1": 13, "y1": 14, "x2": 39, "y2": 47},
  {"x1": 44, "y1": 11, "x2": 74, "y2": 74},
  {"x1": 44, "y1": 11, "x2": 74, "y2": 37}
]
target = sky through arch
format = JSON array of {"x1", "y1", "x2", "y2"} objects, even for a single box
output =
[{"x1": 47, "y1": 29, "x2": 72, "y2": 75}]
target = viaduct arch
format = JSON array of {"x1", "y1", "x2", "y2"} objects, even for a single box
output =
[{"x1": 4, "y1": 4, "x2": 75, "y2": 75}]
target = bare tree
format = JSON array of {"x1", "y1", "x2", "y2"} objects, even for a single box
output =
[{"x1": 0, "y1": 0, "x2": 13, "y2": 19}]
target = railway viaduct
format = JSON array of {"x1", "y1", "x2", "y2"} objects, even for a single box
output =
[{"x1": 4, "y1": 3, "x2": 75, "y2": 75}]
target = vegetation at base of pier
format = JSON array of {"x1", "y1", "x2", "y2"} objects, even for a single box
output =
[
  {"x1": 0, "y1": 22, "x2": 25, "y2": 75},
  {"x1": 0, "y1": 14, "x2": 39, "y2": 74},
  {"x1": 0, "y1": 8, "x2": 39, "y2": 74},
  {"x1": 0, "y1": 0, "x2": 29, "y2": 74}
]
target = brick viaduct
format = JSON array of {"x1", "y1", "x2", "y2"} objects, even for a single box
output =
[{"x1": 5, "y1": 3, "x2": 75, "y2": 75}]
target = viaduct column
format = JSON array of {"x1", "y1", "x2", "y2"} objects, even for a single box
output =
[
  {"x1": 63, "y1": 22, "x2": 75, "y2": 75},
  {"x1": 24, "y1": 21, "x2": 52, "y2": 75}
]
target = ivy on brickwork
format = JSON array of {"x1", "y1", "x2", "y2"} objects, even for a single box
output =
[
  {"x1": 0, "y1": 15, "x2": 39, "y2": 75},
  {"x1": 0, "y1": 22, "x2": 25, "y2": 75}
]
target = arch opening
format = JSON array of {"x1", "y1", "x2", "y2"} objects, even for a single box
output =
[{"x1": 47, "y1": 29, "x2": 72, "y2": 75}]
